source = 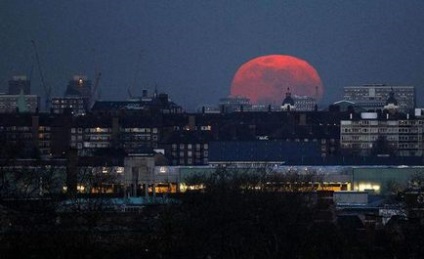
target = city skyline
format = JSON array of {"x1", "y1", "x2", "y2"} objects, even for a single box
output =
[{"x1": 1, "y1": 0, "x2": 424, "y2": 111}]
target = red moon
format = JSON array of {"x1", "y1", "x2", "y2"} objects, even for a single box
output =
[{"x1": 230, "y1": 55, "x2": 324, "y2": 105}]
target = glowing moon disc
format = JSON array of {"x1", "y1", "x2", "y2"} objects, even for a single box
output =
[{"x1": 230, "y1": 55, "x2": 324, "y2": 105}]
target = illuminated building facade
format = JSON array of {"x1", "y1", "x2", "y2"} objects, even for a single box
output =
[
  {"x1": 340, "y1": 113, "x2": 424, "y2": 157},
  {"x1": 70, "y1": 118, "x2": 115, "y2": 157}
]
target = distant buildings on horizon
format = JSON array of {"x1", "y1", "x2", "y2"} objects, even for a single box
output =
[
  {"x1": 0, "y1": 74, "x2": 420, "y2": 115},
  {"x1": 2, "y1": 77, "x2": 424, "y2": 198}
]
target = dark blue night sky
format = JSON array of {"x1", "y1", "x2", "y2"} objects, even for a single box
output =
[{"x1": 1, "y1": 0, "x2": 424, "y2": 111}]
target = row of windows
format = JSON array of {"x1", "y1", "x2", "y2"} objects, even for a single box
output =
[
  {"x1": 123, "y1": 143, "x2": 152, "y2": 148},
  {"x1": 83, "y1": 142, "x2": 110, "y2": 148},
  {"x1": 6, "y1": 133, "x2": 33, "y2": 139},
  {"x1": 399, "y1": 136, "x2": 422, "y2": 141},
  {"x1": 347, "y1": 121, "x2": 399, "y2": 126},
  {"x1": 38, "y1": 133, "x2": 50, "y2": 139},
  {"x1": 121, "y1": 135, "x2": 158, "y2": 141},
  {"x1": 172, "y1": 158, "x2": 208, "y2": 165},
  {"x1": 172, "y1": 144, "x2": 209, "y2": 150},
  {"x1": 3, "y1": 126, "x2": 32, "y2": 131},
  {"x1": 122, "y1": 128, "x2": 158, "y2": 133},
  {"x1": 342, "y1": 128, "x2": 412, "y2": 134},
  {"x1": 342, "y1": 136, "x2": 374, "y2": 141},
  {"x1": 83, "y1": 136, "x2": 111, "y2": 141},
  {"x1": 71, "y1": 128, "x2": 161, "y2": 134},
  {"x1": 71, "y1": 128, "x2": 112, "y2": 133},
  {"x1": 38, "y1": 126, "x2": 51, "y2": 131},
  {"x1": 172, "y1": 151, "x2": 208, "y2": 157},
  {"x1": 398, "y1": 143, "x2": 422, "y2": 149},
  {"x1": 342, "y1": 143, "x2": 374, "y2": 149},
  {"x1": 174, "y1": 126, "x2": 212, "y2": 131},
  {"x1": 399, "y1": 120, "x2": 424, "y2": 125},
  {"x1": 39, "y1": 141, "x2": 50, "y2": 148},
  {"x1": 342, "y1": 128, "x2": 423, "y2": 134},
  {"x1": 341, "y1": 135, "x2": 398, "y2": 142}
]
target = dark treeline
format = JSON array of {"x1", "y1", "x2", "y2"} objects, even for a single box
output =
[{"x1": 2, "y1": 168, "x2": 424, "y2": 258}]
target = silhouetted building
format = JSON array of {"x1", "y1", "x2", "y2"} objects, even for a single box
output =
[
  {"x1": 340, "y1": 112, "x2": 423, "y2": 157},
  {"x1": 0, "y1": 94, "x2": 39, "y2": 113},
  {"x1": 64, "y1": 75, "x2": 92, "y2": 110},
  {"x1": 208, "y1": 140, "x2": 321, "y2": 165},
  {"x1": 219, "y1": 96, "x2": 252, "y2": 113},
  {"x1": 92, "y1": 92, "x2": 183, "y2": 115},
  {"x1": 8, "y1": 75, "x2": 31, "y2": 95},
  {"x1": 64, "y1": 75, "x2": 91, "y2": 98},
  {"x1": 344, "y1": 84, "x2": 415, "y2": 112},
  {"x1": 383, "y1": 88, "x2": 399, "y2": 114},
  {"x1": 281, "y1": 88, "x2": 295, "y2": 111},
  {"x1": 51, "y1": 97, "x2": 86, "y2": 116},
  {"x1": 292, "y1": 95, "x2": 317, "y2": 111}
]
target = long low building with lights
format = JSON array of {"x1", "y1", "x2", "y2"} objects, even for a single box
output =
[{"x1": 1, "y1": 155, "x2": 422, "y2": 198}]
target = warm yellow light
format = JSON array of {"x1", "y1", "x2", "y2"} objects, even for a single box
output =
[
  {"x1": 358, "y1": 182, "x2": 381, "y2": 193},
  {"x1": 179, "y1": 183, "x2": 187, "y2": 192},
  {"x1": 77, "y1": 185, "x2": 85, "y2": 192}
]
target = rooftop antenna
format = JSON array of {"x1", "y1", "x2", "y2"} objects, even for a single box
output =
[
  {"x1": 154, "y1": 83, "x2": 158, "y2": 97},
  {"x1": 28, "y1": 52, "x2": 34, "y2": 84},
  {"x1": 90, "y1": 48, "x2": 101, "y2": 107},
  {"x1": 31, "y1": 40, "x2": 51, "y2": 111}
]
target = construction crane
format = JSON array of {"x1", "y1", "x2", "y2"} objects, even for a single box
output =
[
  {"x1": 90, "y1": 72, "x2": 101, "y2": 108},
  {"x1": 127, "y1": 50, "x2": 143, "y2": 99},
  {"x1": 31, "y1": 40, "x2": 51, "y2": 111},
  {"x1": 90, "y1": 47, "x2": 101, "y2": 108}
]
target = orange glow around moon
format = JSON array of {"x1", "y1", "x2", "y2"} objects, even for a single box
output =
[{"x1": 230, "y1": 55, "x2": 324, "y2": 105}]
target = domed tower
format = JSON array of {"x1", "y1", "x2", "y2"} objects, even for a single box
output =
[
  {"x1": 281, "y1": 87, "x2": 295, "y2": 111},
  {"x1": 383, "y1": 88, "x2": 399, "y2": 114}
]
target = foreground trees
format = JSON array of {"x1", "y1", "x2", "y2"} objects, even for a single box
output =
[
  {"x1": 3, "y1": 166, "x2": 424, "y2": 258},
  {"x1": 146, "y1": 167, "x2": 336, "y2": 258}
]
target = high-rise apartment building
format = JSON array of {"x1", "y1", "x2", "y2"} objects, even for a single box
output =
[
  {"x1": 343, "y1": 84, "x2": 415, "y2": 112},
  {"x1": 8, "y1": 75, "x2": 31, "y2": 95},
  {"x1": 51, "y1": 97, "x2": 86, "y2": 116},
  {"x1": 64, "y1": 75, "x2": 92, "y2": 110},
  {"x1": 340, "y1": 112, "x2": 424, "y2": 157},
  {"x1": 0, "y1": 94, "x2": 39, "y2": 113},
  {"x1": 64, "y1": 75, "x2": 92, "y2": 98}
]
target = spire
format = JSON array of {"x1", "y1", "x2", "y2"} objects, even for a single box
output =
[{"x1": 281, "y1": 86, "x2": 295, "y2": 111}]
